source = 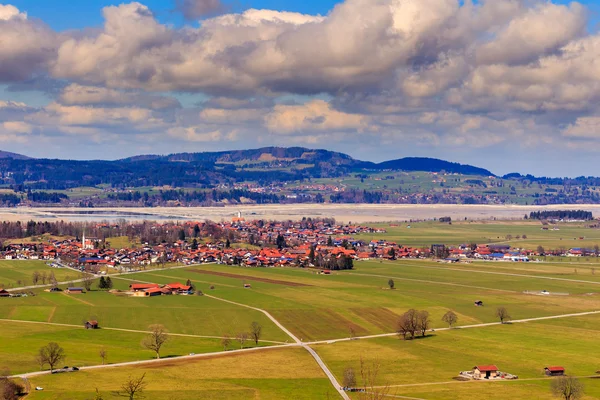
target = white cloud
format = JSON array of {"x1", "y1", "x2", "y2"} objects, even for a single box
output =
[
  {"x1": 264, "y1": 100, "x2": 371, "y2": 134},
  {"x1": 0, "y1": 4, "x2": 26, "y2": 21}
]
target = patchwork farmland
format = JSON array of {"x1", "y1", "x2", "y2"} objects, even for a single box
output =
[{"x1": 3, "y1": 248, "x2": 600, "y2": 399}]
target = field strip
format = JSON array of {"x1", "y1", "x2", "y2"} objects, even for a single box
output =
[
  {"x1": 61, "y1": 292, "x2": 95, "y2": 306},
  {"x1": 307, "y1": 310, "x2": 600, "y2": 345},
  {"x1": 381, "y1": 261, "x2": 600, "y2": 286},
  {"x1": 0, "y1": 318, "x2": 286, "y2": 344},
  {"x1": 374, "y1": 374, "x2": 600, "y2": 389},
  {"x1": 204, "y1": 294, "x2": 350, "y2": 400},
  {"x1": 143, "y1": 272, "x2": 238, "y2": 288},
  {"x1": 349, "y1": 272, "x2": 517, "y2": 293},
  {"x1": 46, "y1": 306, "x2": 56, "y2": 323},
  {"x1": 13, "y1": 344, "x2": 299, "y2": 379}
]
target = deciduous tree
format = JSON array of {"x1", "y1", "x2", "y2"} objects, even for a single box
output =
[
  {"x1": 38, "y1": 342, "x2": 66, "y2": 372},
  {"x1": 496, "y1": 307, "x2": 511, "y2": 324},
  {"x1": 442, "y1": 311, "x2": 458, "y2": 328},
  {"x1": 250, "y1": 322, "x2": 262, "y2": 345},
  {"x1": 142, "y1": 325, "x2": 169, "y2": 359},
  {"x1": 114, "y1": 373, "x2": 147, "y2": 400},
  {"x1": 551, "y1": 376, "x2": 584, "y2": 400}
]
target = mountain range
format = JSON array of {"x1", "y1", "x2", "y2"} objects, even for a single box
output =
[{"x1": 0, "y1": 147, "x2": 497, "y2": 190}]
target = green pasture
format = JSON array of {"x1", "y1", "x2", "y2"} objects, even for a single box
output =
[
  {"x1": 0, "y1": 260, "x2": 82, "y2": 289},
  {"x1": 354, "y1": 220, "x2": 600, "y2": 251},
  {"x1": 316, "y1": 316, "x2": 600, "y2": 398},
  {"x1": 0, "y1": 320, "x2": 229, "y2": 374},
  {"x1": 26, "y1": 347, "x2": 334, "y2": 400},
  {"x1": 119, "y1": 261, "x2": 600, "y2": 341}
]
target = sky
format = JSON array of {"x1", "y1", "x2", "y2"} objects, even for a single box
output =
[{"x1": 1, "y1": 0, "x2": 600, "y2": 176}]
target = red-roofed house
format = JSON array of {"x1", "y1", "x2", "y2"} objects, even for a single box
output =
[
  {"x1": 473, "y1": 365, "x2": 498, "y2": 379},
  {"x1": 544, "y1": 366, "x2": 565, "y2": 376},
  {"x1": 130, "y1": 283, "x2": 159, "y2": 292}
]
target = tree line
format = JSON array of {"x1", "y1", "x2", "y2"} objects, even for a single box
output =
[{"x1": 528, "y1": 210, "x2": 593, "y2": 220}]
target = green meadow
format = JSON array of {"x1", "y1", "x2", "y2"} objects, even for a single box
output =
[{"x1": 0, "y1": 260, "x2": 81, "y2": 289}]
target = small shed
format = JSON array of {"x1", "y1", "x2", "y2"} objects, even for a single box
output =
[
  {"x1": 0, "y1": 289, "x2": 10, "y2": 297},
  {"x1": 243, "y1": 283, "x2": 252, "y2": 288},
  {"x1": 545, "y1": 366, "x2": 565, "y2": 376},
  {"x1": 474, "y1": 300, "x2": 483, "y2": 306},
  {"x1": 85, "y1": 320, "x2": 99, "y2": 329},
  {"x1": 473, "y1": 365, "x2": 498, "y2": 379},
  {"x1": 66, "y1": 287, "x2": 84, "y2": 294}
]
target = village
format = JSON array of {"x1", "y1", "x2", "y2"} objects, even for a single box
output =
[{"x1": 0, "y1": 216, "x2": 595, "y2": 274}]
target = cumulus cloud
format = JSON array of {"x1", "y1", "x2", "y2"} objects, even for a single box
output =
[
  {"x1": 264, "y1": 100, "x2": 371, "y2": 134},
  {"x1": 0, "y1": 4, "x2": 58, "y2": 82}
]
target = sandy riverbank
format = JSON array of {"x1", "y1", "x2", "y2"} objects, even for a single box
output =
[{"x1": 2, "y1": 204, "x2": 600, "y2": 223}]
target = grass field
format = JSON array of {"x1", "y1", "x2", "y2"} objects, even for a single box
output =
[
  {"x1": 4, "y1": 229, "x2": 600, "y2": 398},
  {"x1": 0, "y1": 260, "x2": 82, "y2": 289},
  {"x1": 353, "y1": 220, "x2": 600, "y2": 251}
]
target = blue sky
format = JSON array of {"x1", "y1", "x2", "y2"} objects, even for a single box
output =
[
  {"x1": 10, "y1": 0, "x2": 600, "y2": 31},
  {"x1": 1, "y1": 0, "x2": 600, "y2": 176}
]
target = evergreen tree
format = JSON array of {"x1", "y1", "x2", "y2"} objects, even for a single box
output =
[
  {"x1": 193, "y1": 224, "x2": 200, "y2": 238},
  {"x1": 178, "y1": 229, "x2": 186, "y2": 241},
  {"x1": 327, "y1": 236, "x2": 333, "y2": 246},
  {"x1": 191, "y1": 238, "x2": 198, "y2": 250},
  {"x1": 98, "y1": 276, "x2": 106, "y2": 290},
  {"x1": 225, "y1": 238, "x2": 231, "y2": 248},
  {"x1": 105, "y1": 277, "x2": 113, "y2": 290}
]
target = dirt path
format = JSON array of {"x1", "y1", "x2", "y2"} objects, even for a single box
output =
[
  {"x1": 204, "y1": 294, "x2": 350, "y2": 400},
  {"x1": 307, "y1": 310, "x2": 600, "y2": 345}
]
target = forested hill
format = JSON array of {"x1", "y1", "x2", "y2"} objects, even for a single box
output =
[
  {"x1": 0, "y1": 147, "x2": 497, "y2": 190},
  {"x1": 362, "y1": 157, "x2": 494, "y2": 176}
]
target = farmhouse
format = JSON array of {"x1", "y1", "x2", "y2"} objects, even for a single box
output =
[
  {"x1": 165, "y1": 282, "x2": 192, "y2": 294},
  {"x1": 544, "y1": 366, "x2": 565, "y2": 376},
  {"x1": 473, "y1": 365, "x2": 498, "y2": 379},
  {"x1": 66, "y1": 287, "x2": 84, "y2": 294},
  {"x1": 143, "y1": 287, "x2": 164, "y2": 297},
  {"x1": 0, "y1": 289, "x2": 10, "y2": 297},
  {"x1": 129, "y1": 283, "x2": 159, "y2": 292},
  {"x1": 85, "y1": 320, "x2": 99, "y2": 329}
]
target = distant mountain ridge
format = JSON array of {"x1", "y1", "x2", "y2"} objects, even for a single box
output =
[
  {"x1": 0, "y1": 146, "x2": 499, "y2": 190},
  {"x1": 120, "y1": 147, "x2": 491, "y2": 175}
]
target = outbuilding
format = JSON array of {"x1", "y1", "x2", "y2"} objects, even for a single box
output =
[
  {"x1": 66, "y1": 287, "x2": 84, "y2": 294},
  {"x1": 545, "y1": 366, "x2": 565, "y2": 376},
  {"x1": 0, "y1": 289, "x2": 10, "y2": 297},
  {"x1": 473, "y1": 365, "x2": 498, "y2": 379},
  {"x1": 85, "y1": 320, "x2": 99, "y2": 329}
]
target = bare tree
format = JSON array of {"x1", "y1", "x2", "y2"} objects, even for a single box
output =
[
  {"x1": 250, "y1": 322, "x2": 262, "y2": 345},
  {"x1": 236, "y1": 332, "x2": 248, "y2": 349},
  {"x1": 31, "y1": 271, "x2": 40, "y2": 286},
  {"x1": 397, "y1": 309, "x2": 418, "y2": 340},
  {"x1": 358, "y1": 357, "x2": 390, "y2": 400},
  {"x1": 99, "y1": 347, "x2": 107, "y2": 365},
  {"x1": 496, "y1": 307, "x2": 511, "y2": 324},
  {"x1": 551, "y1": 376, "x2": 584, "y2": 400},
  {"x1": 142, "y1": 324, "x2": 169, "y2": 359},
  {"x1": 343, "y1": 366, "x2": 356, "y2": 388},
  {"x1": 442, "y1": 311, "x2": 458, "y2": 328},
  {"x1": 221, "y1": 335, "x2": 231, "y2": 351},
  {"x1": 417, "y1": 310, "x2": 430, "y2": 337},
  {"x1": 38, "y1": 342, "x2": 66, "y2": 372},
  {"x1": 81, "y1": 272, "x2": 93, "y2": 291},
  {"x1": 114, "y1": 373, "x2": 147, "y2": 400}
]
